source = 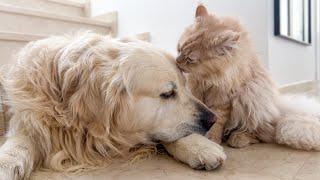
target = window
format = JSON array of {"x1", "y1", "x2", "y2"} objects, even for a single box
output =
[{"x1": 275, "y1": 0, "x2": 311, "y2": 45}]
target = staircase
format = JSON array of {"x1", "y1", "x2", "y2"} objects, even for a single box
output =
[
  {"x1": 0, "y1": 0, "x2": 150, "y2": 136},
  {"x1": 0, "y1": 0, "x2": 118, "y2": 65}
]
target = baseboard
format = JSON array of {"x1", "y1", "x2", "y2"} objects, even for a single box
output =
[{"x1": 279, "y1": 80, "x2": 318, "y2": 95}]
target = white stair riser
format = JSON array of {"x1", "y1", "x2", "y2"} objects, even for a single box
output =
[
  {"x1": 0, "y1": 40, "x2": 26, "y2": 65},
  {"x1": 0, "y1": 11, "x2": 110, "y2": 35},
  {"x1": 0, "y1": 0, "x2": 85, "y2": 17}
]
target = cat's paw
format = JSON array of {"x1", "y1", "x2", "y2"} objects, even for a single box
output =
[
  {"x1": 164, "y1": 134, "x2": 226, "y2": 170},
  {"x1": 227, "y1": 131, "x2": 259, "y2": 148}
]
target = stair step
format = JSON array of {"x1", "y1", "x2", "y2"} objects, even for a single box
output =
[
  {"x1": 0, "y1": 32, "x2": 45, "y2": 65},
  {"x1": 0, "y1": 0, "x2": 88, "y2": 17},
  {"x1": 47, "y1": 0, "x2": 86, "y2": 7},
  {"x1": 135, "y1": 32, "x2": 151, "y2": 42},
  {"x1": 0, "y1": 31, "x2": 45, "y2": 41},
  {"x1": 0, "y1": 4, "x2": 116, "y2": 36},
  {"x1": 0, "y1": 31, "x2": 150, "y2": 65}
]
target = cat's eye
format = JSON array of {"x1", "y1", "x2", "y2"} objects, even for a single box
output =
[
  {"x1": 160, "y1": 90, "x2": 176, "y2": 99},
  {"x1": 186, "y1": 57, "x2": 196, "y2": 64}
]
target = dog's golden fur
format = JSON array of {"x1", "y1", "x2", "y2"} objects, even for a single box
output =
[
  {"x1": 177, "y1": 5, "x2": 320, "y2": 149},
  {"x1": 0, "y1": 32, "x2": 228, "y2": 179}
]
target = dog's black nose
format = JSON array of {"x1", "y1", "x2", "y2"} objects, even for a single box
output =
[{"x1": 197, "y1": 104, "x2": 216, "y2": 131}]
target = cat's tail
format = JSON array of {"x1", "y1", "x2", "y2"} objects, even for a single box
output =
[{"x1": 275, "y1": 94, "x2": 320, "y2": 150}]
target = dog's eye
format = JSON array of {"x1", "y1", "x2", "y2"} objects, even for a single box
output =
[{"x1": 160, "y1": 90, "x2": 176, "y2": 99}]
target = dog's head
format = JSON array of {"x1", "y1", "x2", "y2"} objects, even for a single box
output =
[
  {"x1": 55, "y1": 34, "x2": 216, "y2": 145},
  {"x1": 110, "y1": 40, "x2": 216, "y2": 143},
  {"x1": 176, "y1": 5, "x2": 247, "y2": 77}
]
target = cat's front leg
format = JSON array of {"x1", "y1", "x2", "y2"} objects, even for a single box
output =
[
  {"x1": 163, "y1": 134, "x2": 226, "y2": 170},
  {"x1": 206, "y1": 109, "x2": 229, "y2": 144},
  {"x1": 206, "y1": 117, "x2": 227, "y2": 144}
]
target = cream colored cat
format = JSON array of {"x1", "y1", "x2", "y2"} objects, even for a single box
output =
[{"x1": 176, "y1": 4, "x2": 320, "y2": 150}]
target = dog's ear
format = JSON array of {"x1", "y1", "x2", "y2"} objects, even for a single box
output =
[
  {"x1": 103, "y1": 74, "x2": 128, "y2": 133},
  {"x1": 208, "y1": 30, "x2": 240, "y2": 57},
  {"x1": 196, "y1": 4, "x2": 208, "y2": 18},
  {"x1": 60, "y1": 61, "x2": 105, "y2": 128},
  {"x1": 104, "y1": 75, "x2": 126, "y2": 121}
]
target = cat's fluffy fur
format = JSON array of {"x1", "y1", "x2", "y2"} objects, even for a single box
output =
[{"x1": 176, "y1": 5, "x2": 320, "y2": 150}]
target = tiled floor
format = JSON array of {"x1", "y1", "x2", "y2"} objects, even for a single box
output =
[
  {"x1": 1, "y1": 125, "x2": 320, "y2": 179},
  {"x1": 25, "y1": 142, "x2": 320, "y2": 180}
]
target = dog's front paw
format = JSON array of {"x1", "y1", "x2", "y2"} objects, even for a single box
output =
[
  {"x1": 185, "y1": 143, "x2": 225, "y2": 170},
  {"x1": 164, "y1": 134, "x2": 227, "y2": 170}
]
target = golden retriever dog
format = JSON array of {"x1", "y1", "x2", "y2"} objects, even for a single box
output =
[
  {"x1": 176, "y1": 5, "x2": 320, "y2": 149},
  {"x1": 0, "y1": 32, "x2": 227, "y2": 180}
]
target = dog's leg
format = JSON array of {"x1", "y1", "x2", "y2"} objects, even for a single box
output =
[
  {"x1": 226, "y1": 131, "x2": 259, "y2": 148},
  {"x1": 0, "y1": 134, "x2": 39, "y2": 180},
  {"x1": 163, "y1": 134, "x2": 226, "y2": 170}
]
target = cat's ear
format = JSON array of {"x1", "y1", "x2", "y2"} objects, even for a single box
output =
[
  {"x1": 195, "y1": 4, "x2": 208, "y2": 18},
  {"x1": 210, "y1": 30, "x2": 240, "y2": 56}
]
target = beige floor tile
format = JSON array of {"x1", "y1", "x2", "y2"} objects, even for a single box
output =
[
  {"x1": 293, "y1": 153, "x2": 320, "y2": 180},
  {"x1": 1, "y1": 132, "x2": 319, "y2": 179},
  {"x1": 26, "y1": 143, "x2": 320, "y2": 180}
]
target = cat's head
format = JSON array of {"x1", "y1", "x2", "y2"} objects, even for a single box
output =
[{"x1": 176, "y1": 5, "x2": 246, "y2": 76}]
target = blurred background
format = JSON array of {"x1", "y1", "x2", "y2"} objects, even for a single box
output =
[
  {"x1": 0, "y1": 0, "x2": 319, "y2": 86},
  {"x1": 92, "y1": 0, "x2": 320, "y2": 87}
]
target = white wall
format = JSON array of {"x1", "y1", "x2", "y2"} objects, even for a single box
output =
[
  {"x1": 91, "y1": 0, "x2": 318, "y2": 85},
  {"x1": 267, "y1": 0, "x2": 318, "y2": 85},
  {"x1": 317, "y1": 0, "x2": 320, "y2": 82},
  {"x1": 91, "y1": 0, "x2": 269, "y2": 63}
]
